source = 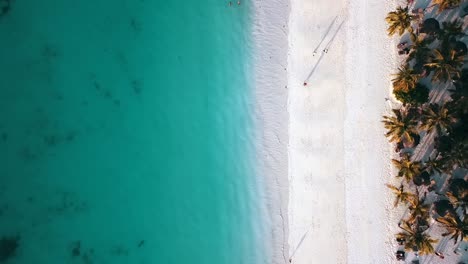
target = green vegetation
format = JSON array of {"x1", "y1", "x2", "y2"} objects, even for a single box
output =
[
  {"x1": 392, "y1": 154, "x2": 422, "y2": 183},
  {"x1": 385, "y1": 2, "x2": 467, "y2": 259},
  {"x1": 435, "y1": 214, "x2": 467, "y2": 243},
  {"x1": 386, "y1": 184, "x2": 416, "y2": 207},
  {"x1": 425, "y1": 49, "x2": 464, "y2": 82},
  {"x1": 383, "y1": 109, "x2": 418, "y2": 144},
  {"x1": 431, "y1": 0, "x2": 462, "y2": 13},
  {"x1": 392, "y1": 65, "x2": 421, "y2": 91},
  {"x1": 397, "y1": 220, "x2": 438, "y2": 255},
  {"x1": 420, "y1": 103, "x2": 456, "y2": 134},
  {"x1": 385, "y1": 6, "x2": 415, "y2": 36},
  {"x1": 393, "y1": 83, "x2": 429, "y2": 106}
]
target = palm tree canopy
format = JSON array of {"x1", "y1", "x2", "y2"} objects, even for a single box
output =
[
  {"x1": 435, "y1": 135, "x2": 454, "y2": 152},
  {"x1": 423, "y1": 157, "x2": 444, "y2": 174},
  {"x1": 446, "y1": 191, "x2": 468, "y2": 214},
  {"x1": 393, "y1": 83, "x2": 429, "y2": 106},
  {"x1": 436, "y1": 214, "x2": 468, "y2": 244},
  {"x1": 438, "y1": 142, "x2": 468, "y2": 172},
  {"x1": 386, "y1": 184, "x2": 416, "y2": 207},
  {"x1": 439, "y1": 19, "x2": 465, "y2": 41},
  {"x1": 420, "y1": 18, "x2": 440, "y2": 35},
  {"x1": 413, "y1": 171, "x2": 431, "y2": 186},
  {"x1": 420, "y1": 103, "x2": 456, "y2": 134},
  {"x1": 448, "y1": 120, "x2": 468, "y2": 144},
  {"x1": 431, "y1": 0, "x2": 462, "y2": 13},
  {"x1": 397, "y1": 220, "x2": 438, "y2": 255},
  {"x1": 449, "y1": 178, "x2": 468, "y2": 197},
  {"x1": 446, "y1": 178, "x2": 468, "y2": 213},
  {"x1": 392, "y1": 65, "x2": 420, "y2": 92},
  {"x1": 407, "y1": 33, "x2": 432, "y2": 68},
  {"x1": 382, "y1": 109, "x2": 419, "y2": 143},
  {"x1": 408, "y1": 198, "x2": 430, "y2": 223},
  {"x1": 425, "y1": 49, "x2": 465, "y2": 83},
  {"x1": 449, "y1": 69, "x2": 468, "y2": 106},
  {"x1": 449, "y1": 40, "x2": 468, "y2": 56},
  {"x1": 433, "y1": 199, "x2": 454, "y2": 217},
  {"x1": 392, "y1": 154, "x2": 422, "y2": 182},
  {"x1": 386, "y1": 6, "x2": 414, "y2": 36}
]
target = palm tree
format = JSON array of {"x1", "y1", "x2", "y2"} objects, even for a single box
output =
[
  {"x1": 382, "y1": 109, "x2": 419, "y2": 143},
  {"x1": 433, "y1": 199, "x2": 454, "y2": 217},
  {"x1": 446, "y1": 191, "x2": 467, "y2": 215},
  {"x1": 425, "y1": 49, "x2": 465, "y2": 83},
  {"x1": 392, "y1": 154, "x2": 422, "y2": 182},
  {"x1": 439, "y1": 19, "x2": 465, "y2": 42},
  {"x1": 446, "y1": 179, "x2": 468, "y2": 213},
  {"x1": 386, "y1": 184, "x2": 416, "y2": 207},
  {"x1": 449, "y1": 69, "x2": 468, "y2": 115},
  {"x1": 447, "y1": 94, "x2": 468, "y2": 117},
  {"x1": 386, "y1": 6, "x2": 414, "y2": 36},
  {"x1": 423, "y1": 157, "x2": 444, "y2": 174},
  {"x1": 436, "y1": 213, "x2": 468, "y2": 244},
  {"x1": 431, "y1": 0, "x2": 462, "y2": 13},
  {"x1": 420, "y1": 103, "x2": 456, "y2": 135},
  {"x1": 452, "y1": 68, "x2": 468, "y2": 91},
  {"x1": 397, "y1": 220, "x2": 438, "y2": 255},
  {"x1": 392, "y1": 65, "x2": 420, "y2": 92},
  {"x1": 408, "y1": 198, "x2": 430, "y2": 223},
  {"x1": 419, "y1": 18, "x2": 440, "y2": 36},
  {"x1": 407, "y1": 33, "x2": 431, "y2": 70},
  {"x1": 438, "y1": 142, "x2": 468, "y2": 172},
  {"x1": 393, "y1": 83, "x2": 429, "y2": 106}
]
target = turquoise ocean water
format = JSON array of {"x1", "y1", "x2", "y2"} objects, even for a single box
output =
[{"x1": 0, "y1": 1, "x2": 264, "y2": 263}]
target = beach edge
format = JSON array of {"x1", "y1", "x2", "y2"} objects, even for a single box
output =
[{"x1": 252, "y1": 0, "x2": 291, "y2": 263}]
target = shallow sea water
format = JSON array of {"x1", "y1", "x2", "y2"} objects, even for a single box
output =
[{"x1": 0, "y1": 1, "x2": 263, "y2": 263}]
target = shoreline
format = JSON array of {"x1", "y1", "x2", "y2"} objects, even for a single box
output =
[{"x1": 251, "y1": 0, "x2": 290, "y2": 263}]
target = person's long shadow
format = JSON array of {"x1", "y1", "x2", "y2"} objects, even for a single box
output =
[
  {"x1": 304, "y1": 52, "x2": 325, "y2": 83},
  {"x1": 304, "y1": 20, "x2": 346, "y2": 82},
  {"x1": 289, "y1": 229, "x2": 310, "y2": 261},
  {"x1": 313, "y1": 16, "x2": 338, "y2": 54}
]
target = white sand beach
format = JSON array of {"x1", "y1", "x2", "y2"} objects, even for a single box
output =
[
  {"x1": 254, "y1": 0, "x2": 468, "y2": 262},
  {"x1": 254, "y1": 0, "x2": 405, "y2": 263},
  {"x1": 286, "y1": 0, "x2": 401, "y2": 263}
]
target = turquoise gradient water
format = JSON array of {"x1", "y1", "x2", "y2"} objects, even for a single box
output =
[{"x1": 0, "y1": 1, "x2": 263, "y2": 263}]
